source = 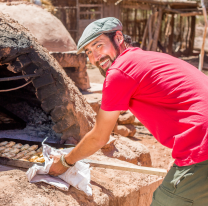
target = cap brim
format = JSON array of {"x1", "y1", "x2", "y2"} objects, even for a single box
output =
[{"x1": 77, "y1": 33, "x2": 102, "y2": 54}]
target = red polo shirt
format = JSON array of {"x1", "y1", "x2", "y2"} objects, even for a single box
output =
[{"x1": 101, "y1": 47, "x2": 208, "y2": 166}]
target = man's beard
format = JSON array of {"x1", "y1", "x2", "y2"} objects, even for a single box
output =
[
  {"x1": 96, "y1": 44, "x2": 120, "y2": 78},
  {"x1": 96, "y1": 55, "x2": 113, "y2": 78}
]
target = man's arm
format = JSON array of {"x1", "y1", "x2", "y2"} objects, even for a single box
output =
[{"x1": 49, "y1": 109, "x2": 120, "y2": 176}]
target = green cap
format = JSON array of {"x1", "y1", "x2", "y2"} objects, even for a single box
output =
[{"x1": 77, "y1": 17, "x2": 122, "y2": 54}]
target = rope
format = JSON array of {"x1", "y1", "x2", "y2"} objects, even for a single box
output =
[{"x1": 0, "y1": 80, "x2": 32, "y2": 92}]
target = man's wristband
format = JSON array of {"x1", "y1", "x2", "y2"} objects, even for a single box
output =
[{"x1": 60, "y1": 154, "x2": 75, "y2": 168}]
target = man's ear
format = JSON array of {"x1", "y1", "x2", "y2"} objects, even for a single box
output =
[{"x1": 114, "y1": 31, "x2": 124, "y2": 46}]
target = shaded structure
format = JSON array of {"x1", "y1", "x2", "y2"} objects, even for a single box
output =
[{"x1": 52, "y1": 0, "x2": 205, "y2": 57}]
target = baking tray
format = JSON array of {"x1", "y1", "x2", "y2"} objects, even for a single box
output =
[{"x1": 0, "y1": 138, "x2": 75, "y2": 169}]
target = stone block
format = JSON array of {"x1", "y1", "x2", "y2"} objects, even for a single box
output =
[
  {"x1": 41, "y1": 93, "x2": 65, "y2": 113},
  {"x1": 114, "y1": 124, "x2": 136, "y2": 137},
  {"x1": 53, "y1": 113, "x2": 76, "y2": 133},
  {"x1": 32, "y1": 73, "x2": 55, "y2": 88},
  {"x1": 114, "y1": 125, "x2": 129, "y2": 137},
  {"x1": 51, "y1": 52, "x2": 80, "y2": 67},
  {"x1": 118, "y1": 112, "x2": 135, "y2": 125},
  {"x1": 36, "y1": 83, "x2": 57, "y2": 101},
  {"x1": 101, "y1": 135, "x2": 152, "y2": 167},
  {"x1": 51, "y1": 103, "x2": 73, "y2": 122},
  {"x1": 125, "y1": 124, "x2": 136, "y2": 137}
]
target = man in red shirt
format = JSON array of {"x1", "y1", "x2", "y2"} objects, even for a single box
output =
[{"x1": 49, "y1": 17, "x2": 208, "y2": 205}]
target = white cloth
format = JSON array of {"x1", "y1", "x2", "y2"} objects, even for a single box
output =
[{"x1": 26, "y1": 143, "x2": 92, "y2": 196}]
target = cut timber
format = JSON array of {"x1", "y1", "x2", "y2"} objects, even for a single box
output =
[
  {"x1": 83, "y1": 159, "x2": 167, "y2": 177},
  {"x1": 180, "y1": 11, "x2": 202, "y2": 17},
  {"x1": 122, "y1": 4, "x2": 151, "y2": 10},
  {"x1": 168, "y1": 14, "x2": 174, "y2": 55},
  {"x1": 199, "y1": 2, "x2": 208, "y2": 71},
  {"x1": 152, "y1": 8, "x2": 163, "y2": 51},
  {"x1": 141, "y1": 16, "x2": 150, "y2": 49},
  {"x1": 147, "y1": 39, "x2": 153, "y2": 51},
  {"x1": 148, "y1": 14, "x2": 153, "y2": 43},
  {"x1": 189, "y1": 16, "x2": 196, "y2": 54}
]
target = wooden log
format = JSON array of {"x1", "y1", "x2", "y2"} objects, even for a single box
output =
[
  {"x1": 147, "y1": 38, "x2": 153, "y2": 50},
  {"x1": 199, "y1": 5, "x2": 208, "y2": 71},
  {"x1": 134, "y1": 9, "x2": 137, "y2": 42},
  {"x1": 83, "y1": 159, "x2": 167, "y2": 177},
  {"x1": 165, "y1": 15, "x2": 171, "y2": 36},
  {"x1": 185, "y1": 17, "x2": 190, "y2": 51},
  {"x1": 79, "y1": 4, "x2": 103, "y2": 7},
  {"x1": 178, "y1": 16, "x2": 183, "y2": 50},
  {"x1": 148, "y1": 14, "x2": 153, "y2": 43},
  {"x1": 189, "y1": 16, "x2": 196, "y2": 54},
  {"x1": 76, "y1": 0, "x2": 79, "y2": 43},
  {"x1": 122, "y1": 4, "x2": 151, "y2": 10},
  {"x1": 168, "y1": 14, "x2": 174, "y2": 55},
  {"x1": 141, "y1": 17, "x2": 150, "y2": 49},
  {"x1": 180, "y1": 11, "x2": 202, "y2": 17},
  {"x1": 164, "y1": 8, "x2": 182, "y2": 14},
  {"x1": 79, "y1": 11, "x2": 102, "y2": 15},
  {"x1": 152, "y1": 8, "x2": 163, "y2": 51}
]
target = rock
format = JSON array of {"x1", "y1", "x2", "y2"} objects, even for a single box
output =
[
  {"x1": 114, "y1": 124, "x2": 136, "y2": 137},
  {"x1": 117, "y1": 136, "x2": 152, "y2": 167},
  {"x1": 118, "y1": 112, "x2": 135, "y2": 125},
  {"x1": 120, "y1": 110, "x2": 127, "y2": 115},
  {"x1": 133, "y1": 117, "x2": 143, "y2": 126},
  {"x1": 101, "y1": 135, "x2": 116, "y2": 151},
  {"x1": 101, "y1": 135, "x2": 152, "y2": 167},
  {"x1": 125, "y1": 124, "x2": 136, "y2": 137},
  {"x1": 114, "y1": 125, "x2": 129, "y2": 137}
]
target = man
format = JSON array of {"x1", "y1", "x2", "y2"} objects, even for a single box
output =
[{"x1": 49, "y1": 17, "x2": 208, "y2": 205}]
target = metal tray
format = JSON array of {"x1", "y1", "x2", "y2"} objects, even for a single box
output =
[{"x1": 0, "y1": 138, "x2": 75, "y2": 169}]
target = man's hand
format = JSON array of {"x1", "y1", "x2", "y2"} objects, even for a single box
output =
[
  {"x1": 48, "y1": 155, "x2": 68, "y2": 176},
  {"x1": 167, "y1": 160, "x2": 175, "y2": 172}
]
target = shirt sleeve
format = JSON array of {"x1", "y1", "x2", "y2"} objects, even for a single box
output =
[{"x1": 101, "y1": 68, "x2": 137, "y2": 111}]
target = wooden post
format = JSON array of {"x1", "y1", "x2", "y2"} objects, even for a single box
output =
[
  {"x1": 168, "y1": 14, "x2": 174, "y2": 55},
  {"x1": 199, "y1": 1, "x2": 208, "y2": 71},
  {"x1": 147, "y1": 38, "x2": 153, "y2": 50},
  {"x1": 179, "y1": 16, "x2": 183, "y2": 50},
  {"x1": 148, "y1": 14, "x2": 153, "y2": 43},
  {"x1": 152, "y1": 8, "x2": 163, "y2": 51},
  {"x1": 189, "y1": 16, "x2": 196, "y2": 55},
  {"x1": 134, "y1": 9, "x2": 137, "y2": 42},
  {"x1": 185, "y1": 17, "x2": 190, "y2": 51},
  {"x1": 141, "y1": 16, "x2": 150, "y2": 49},
  {"x1": 76, "y1": 0, "x2": 79, "y2": 43},
  {"x1": 147, "y1": 14, "x2": 154, "y2": 50}
]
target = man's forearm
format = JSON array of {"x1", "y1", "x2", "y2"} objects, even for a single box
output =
[{"x1": 64, "y1": 129, "x2": 109, "y2": 165}]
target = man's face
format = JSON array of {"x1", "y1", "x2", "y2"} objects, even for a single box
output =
[{"x1": 84, "y1": 34, "x2": 120, "y2": 75}]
